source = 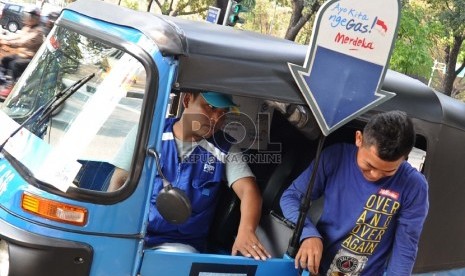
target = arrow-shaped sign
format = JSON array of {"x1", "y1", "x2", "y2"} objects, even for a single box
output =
[{"x1": 289, "y1": 0, "x2": 400, "y2": 136}]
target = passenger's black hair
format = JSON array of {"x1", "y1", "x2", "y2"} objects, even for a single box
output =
[{"x1": 362, "y1": 110, "x2": 415, "y2": 161}]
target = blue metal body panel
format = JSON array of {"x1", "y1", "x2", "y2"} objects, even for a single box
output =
[
  {"x1": 414, "y1": 268, "x2": 465, "y2": 276},
  {"x1": 61, "y1": 10, "x2": 145, "y2": 44},
  {"x1": 140, "y1": 251, "x2": 297, "y2": 275},
  {"x1": 0, "y1": 9, "x2": 177, "y2": 276}
]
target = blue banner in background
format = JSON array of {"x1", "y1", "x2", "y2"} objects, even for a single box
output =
[{"x1": 206, "y1": 6, "x2": 221, "y2": 24}]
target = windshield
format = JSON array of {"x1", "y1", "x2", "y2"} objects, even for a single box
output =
[{"x1": 0, "y1": 26, "x2": 146, "y2": 191}]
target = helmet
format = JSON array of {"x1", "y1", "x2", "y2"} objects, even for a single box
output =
[
  {"x1": 47, "y1": 11, "x2": 60, "y2": 24},
  {"x1": 48, "y1": 11, "x2": 60, "y2": 20},
  {"x1": 24, "y1": 6, "x2": 41, "y2": 17}
]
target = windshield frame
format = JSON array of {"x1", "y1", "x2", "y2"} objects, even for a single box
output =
[{"x1": 1, "y1": 17, "x2": 161, "y2": 204}]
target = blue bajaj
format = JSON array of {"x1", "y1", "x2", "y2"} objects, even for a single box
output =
[
  {"x1": 0, "y1": 0, "x2": 465, "y2": 275},
  {"x1": 0, "y1": 0, "x2": 296, "y2": 275}
]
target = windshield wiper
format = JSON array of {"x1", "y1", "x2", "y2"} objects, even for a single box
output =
[
  {"x1": 0, "y1": 73, "x2": 95, "y2": 154},
  {"x1": 37, "y1": 73, "x2": 96, "y2": 127}
]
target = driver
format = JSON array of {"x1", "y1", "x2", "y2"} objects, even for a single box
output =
[{"x1": 108, "y1": 91, "x2": 271, "y2": 260}]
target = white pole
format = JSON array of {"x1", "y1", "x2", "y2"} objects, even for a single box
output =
[
  {"x1": 427, "y1": 60, "x2": 437, "y2": 87},
  {"x1": 222, "y1": 0, "x2": 233, "y2": 26},
  {"x1": 268, "y1": 0, "x2": 278, "y2": 34},
  {"x1": 428, "y1": 60, "x2": 446, "y2": 87}
]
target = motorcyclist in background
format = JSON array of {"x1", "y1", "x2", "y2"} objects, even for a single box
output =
[
  {"x1": 43, "y1": 11, "x2": 59, "y2": 37},
  {"x1": 0, "y1": 7, "x2": 44, "y2": 100}
]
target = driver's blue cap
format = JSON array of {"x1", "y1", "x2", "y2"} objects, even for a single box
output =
[{"x1": 201, "y1": 91, "x2": 238, "y2": 110}]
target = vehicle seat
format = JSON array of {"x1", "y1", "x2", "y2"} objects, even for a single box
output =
[
  {"x1": 207, "y1": 111, "x2": 317, "y2": 256},
  {"x1": 261, "y1": 111, "x2": 319, "y2": 216},
  {"x1": 74, "y1": 160, "x2": 115, "y2": 191}
]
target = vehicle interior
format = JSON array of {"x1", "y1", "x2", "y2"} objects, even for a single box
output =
[
  {"x1": 69, "y1": 92, "x2": 325, "y2": 256},
  {"x1": 69, "y1": 88, "x2": 427, "y2": 259},
  {"x1": 206, "y1": 96, "x2": 427, "y2": 258}
]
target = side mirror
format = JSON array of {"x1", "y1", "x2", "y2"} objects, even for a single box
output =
[
  {"x1": 156, "y1": 179, "x2": 192, "y2": 224},
  {"x1": 148, "y1": 148, "x2": 192, "y2": 224}
]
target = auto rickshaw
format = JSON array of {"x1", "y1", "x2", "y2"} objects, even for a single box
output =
[{"x1": 0, "y1": 0, "x2": 464, "y2": 275}]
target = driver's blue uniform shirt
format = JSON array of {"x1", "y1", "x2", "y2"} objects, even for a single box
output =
[{"x1": 145, "y1": 118, "x2": 233, "y2": 251}]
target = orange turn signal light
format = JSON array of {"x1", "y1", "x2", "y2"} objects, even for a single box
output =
[{"x1": 21, "y1": 192, "x2": 88, "y2": 226}]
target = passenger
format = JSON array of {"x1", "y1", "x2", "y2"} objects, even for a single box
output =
[
  {"x1": 280, "y1": 110, "x2": 429, "y2": 275},
  {"x1": 0, "y1": 7, "x2": 44, "y2": 97},
  {"x1": 108, "y1": 91, "x2": 271, "y2": 260}
]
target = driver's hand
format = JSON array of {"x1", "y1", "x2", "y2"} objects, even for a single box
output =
[
  {"x1": 231, "y1": 229, "x2": 271, "y2": 261},
  {"x1": 295, "y1": 237, "x2": 323, "y2": 275}
]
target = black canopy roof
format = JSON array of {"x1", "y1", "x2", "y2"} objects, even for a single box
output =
[{"x1": 65, "y1": 0, "x2": 465, "y2": 130}]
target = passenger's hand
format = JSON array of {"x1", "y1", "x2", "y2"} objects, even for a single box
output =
[
  {"x1": 231, "y1": 229, "x2": 271, "y2": 261},
  {"x1": 295, "y1": 237, "x2": 323, "y2": 275}
]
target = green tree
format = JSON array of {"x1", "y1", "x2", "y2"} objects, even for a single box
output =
[
  {"x1": 121, "y1": 0, "x2": 139, "y2": 10},
  {"x1": 242, "y1": 0, "x2": 290, "y2": 37},
  {"x1": 284, "y1": 0, "x2": 323, "y2": 41},
  {"x1": 147, "y1": 0, "x2": 215, "y2": 16},
  {"x1": 242, "y1": 0, "x2": 272, "y2": 33},
  {"x1": 389, "y1": 3, "x2": 442, "y2": 82},
  {"x1": 427, "y1": 0, "x2": 465, "y2": 96}
]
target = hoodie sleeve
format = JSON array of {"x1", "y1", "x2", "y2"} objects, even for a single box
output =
[
  {"x1": 385, "y1": 172, "x2": 429, "y2": 275},
  {"x1": 280, "y1": 144, "x2": 340, "y2": 241}
]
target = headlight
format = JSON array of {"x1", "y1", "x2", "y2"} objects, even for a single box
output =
[{"x1": 0, "y1": 240, "x2": 9, "y2": 276}]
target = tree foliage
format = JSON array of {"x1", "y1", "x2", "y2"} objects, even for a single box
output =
[
  {"x1": 389, "y1": 3, "x2": 442, "y2": 82},
  {"x1": 121, "y1": 0, "x2": 139, "y2": 10},
  {"x1": 427, "y1": 0, "x2": 465, "y2": 96},
  {"x1": 113, "y1": 0, "x2": 465, "y2": 99},
  {"x1": 242, "y1": 0, "x2": 290, "y2": 37},
  {"x1": 284, "y1": 0, "x2": 322, "y2": 41},
  {"x1": 147, "y1": 0, "x2": 215, "y2": 16}
]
